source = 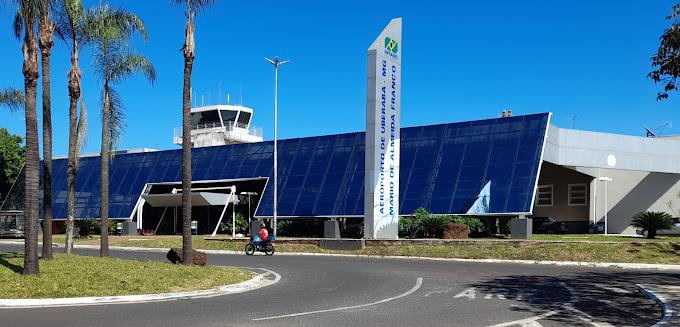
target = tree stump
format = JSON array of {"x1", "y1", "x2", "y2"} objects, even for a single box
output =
[{"x1": 167, "y1": 247, "x2": 208, "y2": 266}]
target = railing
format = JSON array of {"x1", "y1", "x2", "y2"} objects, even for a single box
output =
[{"x1": 174, "y1": 123, "x2": 264, "y2": 145}]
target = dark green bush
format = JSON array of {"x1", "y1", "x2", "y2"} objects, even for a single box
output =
[{"x1": 631, "y1": 211, "x2": 675, "y2": 239}]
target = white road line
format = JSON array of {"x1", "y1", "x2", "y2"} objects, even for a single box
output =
[
  {"x1": 635, "y1": 284, "x2": 674, "y2": 327},
  {"x1": 252, "y1": 277, "x2": 423, "y2": 321},
  {"x1": 520, "y1": 321, "x2": 545, "y2": 327},
  {"x1": 559, "y1": 281, "x2": 614, "y2": 327},
  {"x1": 594, "y1": 284, "x2": 632, "y2": 294},
  {"x1": 486, "y1": 311, "x2": 556, "y2": 327}
]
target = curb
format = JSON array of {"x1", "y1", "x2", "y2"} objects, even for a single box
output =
[
  {"x1": 3, "y1": 241, "x2": 680, "y2": 271},
  {"x1": 0, "y1": 267, "x2": 280, "y2": 309},
  {"x1": 636, "y1": 284, "x2": 674, "y2": 326},
  {"x1": 73, "y1": 243, "x2": 680, "y2": 271}
]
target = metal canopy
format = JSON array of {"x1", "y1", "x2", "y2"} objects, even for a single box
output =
[{"x1": 142, "y1": 192, "x2": 237, "y2": 207}]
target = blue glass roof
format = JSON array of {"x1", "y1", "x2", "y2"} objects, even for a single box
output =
[{"x1": 42, "y1": 113, "x2": 550, "y2": 219}]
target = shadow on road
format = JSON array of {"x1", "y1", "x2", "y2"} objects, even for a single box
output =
[
  {"x1": 469, "y1": 270, "x2": 676, "y2": 326},
  {"x1": 0, "y1": 252, "x2": 23, "y2": 274}
]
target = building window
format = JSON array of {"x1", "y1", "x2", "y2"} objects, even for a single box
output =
[
  {"x1": 536, "y1": 185, "x2": 553, "y2": 207},
  {"x1": 568, "y1": 183, "x2": 588, "y2": 206}
]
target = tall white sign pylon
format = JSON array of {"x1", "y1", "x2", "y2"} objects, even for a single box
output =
[{"x1": 364, "y1": 18, "x2": 402, "y2": 239}]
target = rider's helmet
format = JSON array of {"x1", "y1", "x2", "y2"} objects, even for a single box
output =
[{"x1": 260, "y1": 222, "x2": 266, "y2": 228}]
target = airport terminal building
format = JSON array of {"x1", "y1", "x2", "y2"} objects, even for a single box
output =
[{"x1": 2, "y1": 108, "x2": 679, "y2": 236}]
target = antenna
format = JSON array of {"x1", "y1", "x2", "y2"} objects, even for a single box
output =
[
  {"x1": 201, "y1": 95, "x2": 204, "y2": 107},
  {"x1": 218, "y1": 82, "x2": 222, "y2": 104},
  {"x1": 569, "y1": 115, "x2": 576, "y2": 129},
  {"x1": 239, "y1": 84, "x2": 243, "y2": 105},
  {"x1": 227, "y1": 93, "x2": 231, "y2": 104},
  {"x1": 644, "y1": 122, "x2": 672, "y2": 138}
]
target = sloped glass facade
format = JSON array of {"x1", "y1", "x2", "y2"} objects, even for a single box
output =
[{"x1": 25, "y1": 113, "x2": 549, "y2": 219}]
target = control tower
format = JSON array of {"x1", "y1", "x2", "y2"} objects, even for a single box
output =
[{"x1": 174, "y1": 105, "x2": 264, "y2": 148}]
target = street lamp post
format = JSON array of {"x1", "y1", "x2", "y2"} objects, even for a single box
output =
[
  {"x1": 240, "y1": 191, "x2": 258, "y2": 235},
  {"x1": 265, "y1": 56, "x2": 289, "y2": 236},
  {"x1": 598, "y1": 177, "x2": 613, "y2": 235}
]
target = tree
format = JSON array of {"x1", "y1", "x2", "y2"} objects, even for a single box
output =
[
  {"x1": 650, "y1": 4, "x2": 680, "y2": 100},
  {"x1": 173, "y1": 0, "x2": 215, "y2": 265},
  {"x1": 88, "y1": 3, "x2": 155, "y2": 257},
  {"x1": 631, "y1": 211, "x2": 675, "y2": 239},
  {"x1": 10, "y1": 0, "x2": 41, "y2": 275},
  {"x1": 0, "y1": 128, "x2": 25, "y2": 205},
  {"x1": 54, "y1": 0, "x2": 88, "y2": 254},
  {"x1": 38, "y1": 0, "x2": 55, "y2": 260}
]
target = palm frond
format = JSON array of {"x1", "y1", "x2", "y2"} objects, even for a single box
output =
[
  {"x1": 74, "y1": 97, "x2": 87, "y2": 168},
  {"x1": 83, "y1": 4, "x2": 148, "y2": 44},
  {"x1": 171, "y1": 0, "x2": 216, "y2": 17},
  {"x1": 0, "y1": 87, "x2": 24, "y2": 111},
  {"x1": 109, "y1": 53, "x2": 156, "y2": 85},
  {"x1": 104, "y1": 86, "x2": 125, "y2": 156},
  {"x1": 13, "y1": 9, "x2": 23, "y2": 39},
  {"x1": 53, "y1": 0, "x2": 83, "y2": 46}
]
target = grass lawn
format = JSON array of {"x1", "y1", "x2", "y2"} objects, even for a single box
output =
[
  {"x1": 109, "y1": 235, "x2": 680, "y2": 265},
  {"x1": 0, "y1": 252, "x2": 252, "y2": 299},
  {"x1": 528, "y1": 234, "x2": 680, "y2": 243}
]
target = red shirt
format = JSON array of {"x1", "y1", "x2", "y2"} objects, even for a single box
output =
[{"x1": 259, "y1": 228, "x2": 269, "y2": 240}]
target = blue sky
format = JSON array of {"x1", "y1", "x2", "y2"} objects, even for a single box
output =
[{"x1": 1, "y1": 0, "x2": 679, "y2": 156}]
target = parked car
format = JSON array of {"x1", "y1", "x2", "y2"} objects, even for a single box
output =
[
  {"x1": 532, "y1": 217, "x2": 568, "y2": 234},
  {"x1": 0, "y1": 210, "x2": 24, "y2": 238},
  {"x1": 635, "y1": 217, "x2": 680, "y2": 237}
]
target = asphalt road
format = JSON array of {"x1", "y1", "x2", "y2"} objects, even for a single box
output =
[{"x1": 0, "y1": 243, "x2": 673, "y2": 327}]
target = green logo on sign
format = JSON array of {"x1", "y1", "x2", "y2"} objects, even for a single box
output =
[{"x1": 384, "y1": 36, "x2": 398, "y2": 54}]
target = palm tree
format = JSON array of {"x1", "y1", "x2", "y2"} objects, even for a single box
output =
[
  {"x1": 10, "y1": 0, "x2": 41, "y2": 275},
  {"x1": 54, "y1": 0, "x2": 142, "y2": 253},
  {"x1": 631, "y1": 211, "x2": 675, "y2": 239},
  {"x1": 54, "y1": 0, "x2": 87, "y2": 254},
  {"x1": 38, "y1": 0, "x2": 55, "y2": 260},
  {"x1": 173, "y1": 0, "x2": 215, "y2": 265},
  {"x1": 88, "y1": 3, "x2": 155, "y2": 257}
]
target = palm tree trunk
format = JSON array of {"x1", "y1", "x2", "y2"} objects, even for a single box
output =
[
  {"x1": 22, "y1": 31, "x2": 40, "y2": 275},
  {"x1": 181, "y1": 55, "x2": 194, "y2": 265},
  {"x1": 40, "y1": 20, "x2": 54, "y2": 260},
  {"x1": 181, "y1": 3, "x2": 195, "y2": 265},
  {"x1": 100, "y1": 83, "x2": 110, "y2": 257},
  {"x1": 65, "y1": 50, "x2": 81, "y2": 255}
]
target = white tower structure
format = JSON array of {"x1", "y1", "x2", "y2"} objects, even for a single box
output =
[{"x1": 174, "y1": 105, "x2": 263, "y2": 147}]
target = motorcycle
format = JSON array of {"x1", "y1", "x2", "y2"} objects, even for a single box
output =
[{"x1": 245, "y1": 235, "x2": 275, "y2": 256}]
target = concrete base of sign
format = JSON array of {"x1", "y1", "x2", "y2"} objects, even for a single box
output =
[
  {"x1": 511, "y1": 218, "x2": 533, "y2": 239},
  {"x1": 320, "y1": 239, "x2": 365, "y2": 251},
  {"x1": 324, "y1": 221, "x2": 341, "y2": 238},
  {"x1": 119, "y1": 221, "x2": 137, "y2": 236}
]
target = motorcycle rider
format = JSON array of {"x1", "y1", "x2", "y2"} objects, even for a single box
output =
[{"x1": 259, "y1": 222, "x2": 269, "y2": 242}]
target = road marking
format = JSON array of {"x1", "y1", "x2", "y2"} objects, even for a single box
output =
[
  {"x1": 520, "y1": 321, "x2": 545, "y2": 327},
  {"x1": 559, "y1": 281, "x2": 614, "y2": 327},
  {"x1": 486, "y1": 311, "x2": 556, "y2": 327},
  {"x1": 252, "y1": 277, "x2": 423, "y2": 321},
  {"x1": 594, "y1": 284, "x2": 632, "y2": 294},
  {"x1": 453, "y1": 287, "x2": 477, "y2": 299}
]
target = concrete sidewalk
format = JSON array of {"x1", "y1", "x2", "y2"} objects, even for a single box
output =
[{"x1": 637, "y1": 284, "x2": 680, "y2": 326}]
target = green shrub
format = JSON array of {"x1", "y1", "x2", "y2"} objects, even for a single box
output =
[
  {"x1": 631, "y1": 211, "x2": 675, "y2": 239},
  {"x1": 398, "y1": 215, "x2": 420, "y2": 238},
  {"x1": 452, "y1": 216, "x2": 484, "y2": 236},
  {"x1": 218, "y1": 213, "x2": 248, "y2": 234},
  {"x1": 420, "y1": 214, "x2": 450, "y2": 238},
  {"x1": 74, "y1": 218, "x2": 99, "y2": 238}
]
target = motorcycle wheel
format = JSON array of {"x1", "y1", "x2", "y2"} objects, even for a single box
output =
[
  {"x1": 264, "y1": 243, "x2": 275, "y2": 256},
  {"x1": 245, "y1": 243, "x2": 255, "y2": 256}
]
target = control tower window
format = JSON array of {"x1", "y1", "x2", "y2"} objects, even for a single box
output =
[
  {"x1": 220, "y1": 110, "x2": 238, "y2": 128},
  {"x1": 237, "y1": 111, "x2": 251, "y2": 128},
  {"x1": 191, "y1": 110, "x2": 221, "y2": 129}
]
